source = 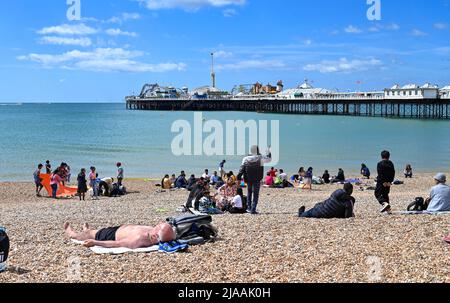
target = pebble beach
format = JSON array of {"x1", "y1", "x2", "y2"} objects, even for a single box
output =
[{"x1": 0, "y1": 173, "x2": 449, "y2": 283}]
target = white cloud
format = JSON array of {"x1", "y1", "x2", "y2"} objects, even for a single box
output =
[
  {"x1": 105, "y1": 28, "x2": 138, "y2": 37},
  {"x1": 344, "y1": 25, "x2": 363, "y2": 34},
  {"x1": 223, "y1": 8, "x2": 237, "y2": 17},
  {"x1": 39, "y1": 36, "x2": 92, "y2": 47},
  {"x1": 107, "y1": 12, "x2": 142, "y2": 24},
  {"x1": 138, "y1": 0, "x2": 246, "y2": 11},
  {"x1": 37, "y1": 24, "x2": 98, "y2": 35},
  {"x1": 17, "y1": 48, "x2": 186, "y2": 73},
  {"x1": 217, "y1": 59, "x2": 285, "y2": 70},
  {"x1": 411, "y1": 29, "x2": 427, "y2": 36},
  {"x1": 434, "y1": 23, "x2": 449, "y2": 30},
  {"x1": 214, "y1": 50, "x2": 233, "y2": 58},
  {"x1": 303, "y1": 58, "x2": 382, "y2": 73}
]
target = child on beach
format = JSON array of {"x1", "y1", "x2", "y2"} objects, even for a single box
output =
[
  {"x1": 89, "y1": 167, "x2": 99, "y2": 200},
  {"x1": 228, "y1": 188, "x2": 247, "y2": 214},
  {"x1": 33, "y1": 164, "x2": 44, "y2": 197},
  {"x1": 45, "y1": 160, "x2": 52, "y2": 174},
  {"x1": 404, "y1": 164, "x2": 413, "y2": 178},
  {"x1": 77, "y1": 169, "x2": 88, "y2": 201},
  {"x1": 302, "y1": 167, "x2": 313, "y2": 190},
  {"x1": 50, "y1": 169, "x2": 62, "y2": 199},
  {"x1": 117, "y1": 162, "x2": 124, "y2": 186}
]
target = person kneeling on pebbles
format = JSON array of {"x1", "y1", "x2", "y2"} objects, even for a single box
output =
[
  {"x1": 298, "y1": 183, "x2": 356, "y2": 219},
  {"x1": 64, "y1": 222, "x2": 175, "y2": 249}
]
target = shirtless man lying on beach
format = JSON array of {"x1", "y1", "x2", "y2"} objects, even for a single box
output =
[{"x1": 64, "y1": 222, "x2": 175, "y2": 249}]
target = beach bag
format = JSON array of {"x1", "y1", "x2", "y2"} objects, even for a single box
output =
[
  {"x1": 407, "y1": 197, "x2": 428, "y2": 211},
  {"x1": 167, "y1": 214, "x2": 218, "y2": 245},
  {"x1": 0, "y1": 227, "x2": 9, "y2": 272}
]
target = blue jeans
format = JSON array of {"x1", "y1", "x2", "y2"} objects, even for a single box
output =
[
  {"x1": 247, "y1": 182, "x2": 261, "y2": 213},
  {"x1": 51, "y1": 184, "x2": 58, "y2": 198}
]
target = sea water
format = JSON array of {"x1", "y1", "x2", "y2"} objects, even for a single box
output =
[{"x1": 0, "y1": 103, "x2": 449, "y2": 181}]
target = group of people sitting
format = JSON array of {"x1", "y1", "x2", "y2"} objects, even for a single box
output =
[{"x1": 185, "y1": 176, "x2": 247, "y2": 215}]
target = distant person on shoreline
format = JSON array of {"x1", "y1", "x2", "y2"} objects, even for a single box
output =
[
  {"x1": 219, "y1": 160, "x2": 226, "y2": 179},
  {"x1": 375, "y1": 151, "x2": 396, "y2": 213},
  {"x1": 33, "y1": 164, "x2": 44, "y2": 197},
  {"x1": 322, "y1": 170, "x2": 331, "y2": 184},
  {"x1": 361, "y1": 164, "x2": 371, "y2": 179},
  {"x1": 404, "y1": 164, "x2": 413, "y2": 178},
  {"x1": 64, "y1": 222, "x2": 175, "y2": 249},
  {"x1": 202, "y1": 169, "x2": 210, "y2": 181},
  {"x1": 237, "y1": 145, "x2": 272, "y2": 215},
  {"x1": 117, "y1": 163, "x2": 124, "y2": 186},
  {"x1": 161, "y1": 174, "x2": 172, "y2": 190},
  {"x1": 89, "y1": 167, "x2": 99, "y2": 200},
  {"x1": 77, "y1": 168, "x2": 88, "y2": 201},
  {"x1": 332, "y1": 168, "x2": 346, "y2": 184},
  {"x1": 298, "y1": 183, "x2": 356, "y2": 219},
  {"x1": 45, "y1": 160, "x2": 52, "y2": 175},
  {"x1": 302, "y1": 167, "x2": 313, "y2": 190},
  {"x1": 175, "y1": 171, "x2": 188, "y2": 189},
  {"x1": 50, "y1": 168, "x2": 62, "y2": 199},
  {"x1": 66, "y1": 165, "x2": 71, "y2": 184}
]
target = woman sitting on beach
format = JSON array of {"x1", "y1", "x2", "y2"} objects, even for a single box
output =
[
  {"x1": 361, "y1": 164, "x2": 371, "y2": 179},
  {"x1": 161, "y1": 174, "x2": 172, "y2": 190},
  {"x1": 404, "y1": 164, "x2": 413, "y2": 178},
  {"x1": 301, "y1": 167, "x2": 313, "y2": 190},
  {"x1": 217, "y1": 179, "x2": 238, "y2": 210},
  {"x1": 332, "y1": 169, "x2": 346, "y2": 183},
  {"x1": 265, "y1": 172, "x2": 274, "y2": 187},
  {"x1": 322, "y1": 170, "x2": 331, "y2": 184},
  {"x1": 298, "y1": 167, "x2": 306, "y2": 181},
  {"x1": 77, "y1": 168, "x2": 88, "y2": 201}
]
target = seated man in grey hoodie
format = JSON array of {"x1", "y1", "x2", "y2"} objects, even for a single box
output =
[
  {"x1": 237, "y1": 145, "x2": 272, "y2": 215},
  {"x1": 298, "y1": 183, "x2": 356, "y2": 219}
]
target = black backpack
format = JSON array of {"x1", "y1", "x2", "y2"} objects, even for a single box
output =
[
  {"x1": 407, "y1": 197, "x2": 428, "y2": 211},
  {"x1": 0, "y1": 228, "x2": 9, "y2": 267},
  {"x1": 167, "y1": 214, "x2": 218, "y2": 245}
]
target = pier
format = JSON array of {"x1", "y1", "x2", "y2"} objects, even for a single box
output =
[{"x1": 126, "y1": 97, "x2": 450, "y2": 120}]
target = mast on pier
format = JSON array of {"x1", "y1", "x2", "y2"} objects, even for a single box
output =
[{"x1": 211, "y1": 52, "x2": 216, "y2": 89}]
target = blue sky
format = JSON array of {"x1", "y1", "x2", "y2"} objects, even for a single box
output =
[{"x1": 0, "y1": 0, "x2": 449, "y2": 102}]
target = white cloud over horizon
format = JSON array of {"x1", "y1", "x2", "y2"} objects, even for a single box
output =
[
  {"x1": 137, "y1": 0, "x2": 246, "y2": 11},
  {"x1": 303, "y1": 58, "x2": 383, "y2": 73},
  {"x1": 106, "y1": 28, "x2": 138, "y2": 37},
  {"x1": 217, "y1": 59, "x2": 286, "y2": 70},
  {"x1": 37, "y1": 24, "x2": 98, "y2": 35},
  {"x1": 39, "y1": 36, "x2": 92, "y2": 47},
  {"x1": 17, "y1": 48, "x2": 186, "y2": 73}
]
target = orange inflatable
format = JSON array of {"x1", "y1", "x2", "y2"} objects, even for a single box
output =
[{"x1": 40, "y1": 174, "x2": 78, "y2": 198}]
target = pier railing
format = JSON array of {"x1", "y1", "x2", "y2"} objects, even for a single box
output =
[{"x1": 126, "y1": 97, "x2": 450, "y2": 120}]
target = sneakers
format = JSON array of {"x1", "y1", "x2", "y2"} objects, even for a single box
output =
[
  {"x1": 158, "y1": 241, "x2": 189, "y2": 254},
  {"x1": 381, "y1": 202, "x2": 391, "y2": 213},
  {"x1": 298, "y1": 206, "x2": 306, "y2": 217}
]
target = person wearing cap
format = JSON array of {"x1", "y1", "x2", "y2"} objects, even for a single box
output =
[
  {"x1": 425, "y1": 173, "x2": 450, "y2": 212},
  {"x1": 237, "y1": 145, "x2": 272, "y2": 215}
]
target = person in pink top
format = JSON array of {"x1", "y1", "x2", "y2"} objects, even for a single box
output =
[
  {"x1": 50, "y1": 168, "x2": 62, "y2": 198},
  {"x1": 265, "y1": 172, "x2": 274, "y2": 187}
]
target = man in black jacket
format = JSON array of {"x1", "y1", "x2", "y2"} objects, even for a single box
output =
[
  {"x1": 298, "y1": 183, "x2": 355, "y2": 219},
  {"x1": 375, "y1": 150, "x2": 396, "y2": 213},
  {"x1": 237, "y1": 145, "x2": 272, "y2": 215}
]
